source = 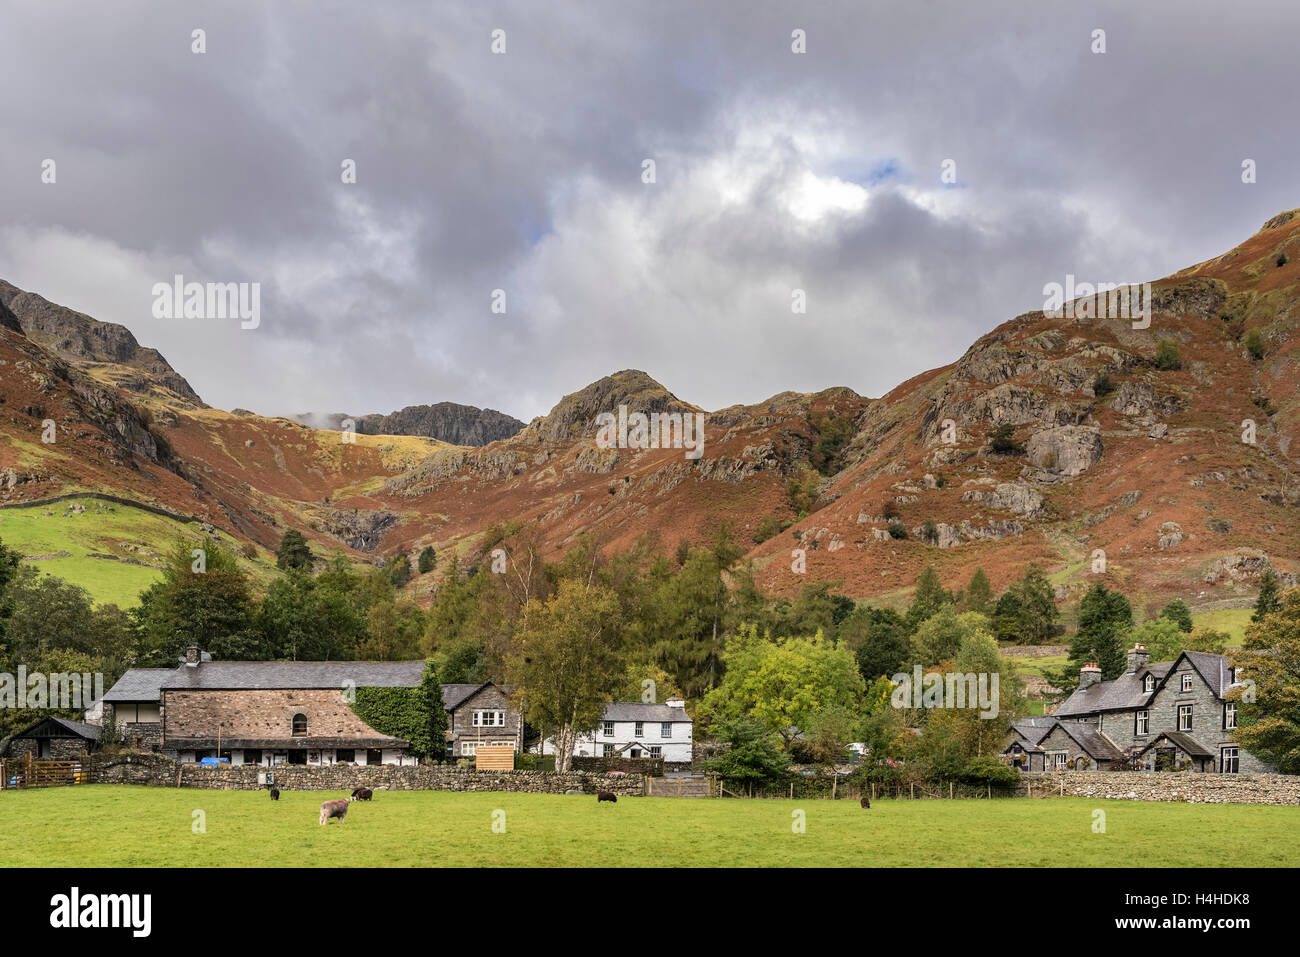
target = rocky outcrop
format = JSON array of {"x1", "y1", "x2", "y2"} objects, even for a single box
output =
[
  {"x1": 299, "y1": 403, "x2": 524, "y2": 446},
  {"x1": 960, "y1": 481, "x2": 1044, "y2": 516},
  {"x1": 0, "y1": 279, "x2": 204, "y2": 406},
  {"x1": 312, "y1": 507, "x2": 397, "y2": 551},
  {"x1": 520, "y1": 370, "x2": 700, "y2": 443},
  {"x1": 1202, "y1": 549, "x2": 1296, "y2": 586},
  {"x1": 1026, "y1": 425, "x2": 1103, "y2": 476}
]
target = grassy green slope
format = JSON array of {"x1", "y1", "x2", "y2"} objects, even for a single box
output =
[
  {"x1": 0, "y1": 497, "x2": 272, "y2": 608},
  {"x1": 1, "y1": 787, "x2": 1296, "y2": 867}
]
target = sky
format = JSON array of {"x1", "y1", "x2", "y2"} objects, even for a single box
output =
[{"x1": 2, "y1": 0, "x2": 1298, "y2": 422}]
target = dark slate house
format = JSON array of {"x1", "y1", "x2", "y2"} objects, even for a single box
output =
[
  {"x1": 3, "y1": 716, "x2": 101, "y2": 761},
  {"x1": 1002, "y1": 643, "x2": 1268, "y2": 773},
  {"x1": 441, "y1": 682, "x2": 522, "y2": 758}
]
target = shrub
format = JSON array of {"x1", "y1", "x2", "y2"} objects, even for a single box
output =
[
  {"x1": 887, "y1": 518, "x2": 908, "y2": 540},
  {"x1": 988, "y1": 424, "x2": 1024, "y2": 456},
  {"x1": 1092, "y1": 369, "x2": 1114, "y2": 397},
  {"x1": 882, "y1": 499, "x2": 901, "y2": 520},
  {"x1": 1154, "y1": 339, "x2": 1182, "y2": 370},
  {"x1": 417, "y1": 545, "x2": 437, "y2": 574},
  {"x1": 1245, "y1": 328, "x2": 1265, "y2": 361},
  {"x1": 1277, "y1": 253, "x2": 1289, "y2": 268},
  {"x1": 921, "y1": 520, "x2": 939, "y2": 545},
  {"x1": 753, "y1": 514, "x2": 787, "y2": 544},
  {"x1": 960, "y1": 757, "x2": 1021, "y2": 787},
  {"x1": 240, "y1": 542, "x2": 258, "y2": 560}
]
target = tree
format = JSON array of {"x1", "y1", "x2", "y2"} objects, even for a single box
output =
[
  {"x1": 417, "y1": 546, "x2": 437, "y2": 574},
  {"x1": 506, "y1": 580, "x2": 625, "y2": 772},
  {"x1": 1253, "y1": 569, "x2": 1282, "y2": 622},
  {"x1": 256, "y1": 568, "x2": 367, "y2": 661},
  {"x1": 1230, "y1": 588, "x2": 1300, "y2": 773},
  {"x1": 992, "y1": 565, "x2": 1058, "y2": 644},
  {"x1": 988, "y1": 423, "x2": 1024, "y2": 455},
  {"x1": 698, "y1": 625, "x2": 865, "y2": 749},
  {"x1": 704, "y1": 717, "x2": 790, "y2": 791},
  {"x1": 961, "y1": 568, "x2": 994, "y2": 617},
  {"x1": 1070, "y1": 582, "x2": 1132, "y2": 679},
  {"x1": 387, "y1": 554, "x2": 412, "y2": 589},
  {"x1": 843, "y1": 606, "x2": 909, "y2": 680},
  {"x1": 275, "y1": 529, "x2": 314, "y2": 571},
  {"x1": 905, "y1": 565, "x2": 952, "y2": 631},
  {"x1": 911, "y1": 608, "x2": 991, "y2": 667},
  {"x1": 1159, "y1": 599, "x2": 1194, "y2": 633},
  {"x1": 1127, "y1": 619, "x2": 1226, "y2": 663},
  {"x1": 133, "y1": 538, "x2": 258, "y2": 663}
]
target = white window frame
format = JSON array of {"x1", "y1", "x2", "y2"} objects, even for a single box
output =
[
  {"x1": 1135, "y1": 710, "x2": 1149, "y2": 735},
  {"x1": 472, "y1": 710, "x2": 505, "y2": 728},
  {"x1": 1178, "y1": 703, "x2": 1193, "y2": 731},
  {"x1": 661, "y1": 722, "x2": 672, "y2": 738},
  {"x1": 1181, "y1": 674, "x2": 1193, "y2": 692},
  {"x1": 649, "y1": 746, "x2": 662, "y2": 758},
  {"x1": 1143, "y1": 675, "x2": 1155, "y2": 693},
  {"x1": 1224, "y1": 702, "x2": 1237, "y2": 730},
  {"x1": 1051, "y1": 752, "x2": 1069, "y2": 769},
  {"x1": 602, "y1": 720, "x2": 615, "y2": 737},
  {"x1": 1221, "y1": 747, "x2": 1239, "y2": 774},
  {"x1": 634, "y1": 721, "x2": 643, "y2": 737}
]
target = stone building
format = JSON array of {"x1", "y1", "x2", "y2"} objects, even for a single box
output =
[
  {"x1": 3, "y1": 716, "x2": 101, "y2": 761},
  {"x1": 441, "y1": 682, "x2": 522, "y2": 758},
  {"x1": 1003, "y1": 644, "x2": 1269, "y2": 773},
  {"x1": 99, "y1": 667, "x2": 171, "y2": 750}
]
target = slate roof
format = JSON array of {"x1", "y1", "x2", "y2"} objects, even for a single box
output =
[
  {"x1": 1136, "y1": 731, "x2": 1213, "y2": 759},
  {"x1": 11, "y1": 716, "x2": 102, "y2": 741},
  {"x1": 1052, "y1": 721, "x2": 1125, "y2": 762},
  {"x1": 1055, "y1": 671, "x2": 1152, "y2": 717},
  {"x1": 1009, "y1": 717, "x2": 1056, "y2": 748},
  {"x1": 101, "y1": 668, "x2": 173, "y2": 703},
  {"x1": 601, "y1": 702, "x2": 692, "y2": 723},
  {"x1": 161, "y1": 660, "x2": 426, "y2": 691},
  {"x1": 1181, "y1": 651, "x2": 1234, "y2": 697},
  {"x1": 441, "y1": 683, "x2": 490, "y2": 710}
]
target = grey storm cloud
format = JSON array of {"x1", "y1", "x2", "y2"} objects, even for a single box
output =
[{"x1": 1, "y1": 0, "x2": 1298, "y2": 421}]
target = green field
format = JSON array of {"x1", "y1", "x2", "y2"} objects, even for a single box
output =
[
  {"x1": 2, "y1": 786, "x2": 1296, "y2": 867},
  {"x1": 0, "y1": 497, "x2": 270, "y2": 607},
  {"x1": 1190, "y1": 608, "x2": 1254, "y2": 646}
]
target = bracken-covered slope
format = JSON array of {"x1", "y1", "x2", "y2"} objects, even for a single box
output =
[{"x1": 1, "y1": 211, "x2": 1297, "y2": 615}]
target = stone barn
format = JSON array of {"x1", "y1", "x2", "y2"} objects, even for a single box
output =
[{"x1": 3, "y1": 716, "x2": 101, "y2": 760}]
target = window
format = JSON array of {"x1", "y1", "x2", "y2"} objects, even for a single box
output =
[
  {"x1": 287, "y1": 750, "x2": 307, "y2": 765},
  {"x1": 1143, "y1": 674, "x2": 1155, "y2": 693},
  {"x1": 661, "y1": 722, "x2": 672, "y2": 738},
  {"x1": 244, "y1": 749, "x2": 262, "y2": 765},
  {"x1": 1224, "y1": 703, "x2": 1237, "y2": 730},
  {"x1": 335, "y1": 749, "x2": 355, "y2": 764},
  {"x1": 1221, "y1": 747, "x2": 1239, "y2": 774},
  {"x1": 472, "y1": 710, "x2": 505, "y2": 728},
  {"x1": 603, "y1": 721, "x2": 615, "y2": 737},
  {"x1": 461, "y1": 742, "x2": 481, "y2": 756},
  {"x1": 602, "y1": 743, "x2": 616, "y2": 757},
  {"x1": 292, "y1": 713, "x2": 308, "y2": 736},
  {"x1": 1052, "y1": 752, "x2": 1068, "y2": 769},
  {"x1": 649, "y1": 746, "x2": 662, "y2": 757},
  {"x1": 634, "y1": 722, "x2": 644, "y2": 737},
  {"x1": 365, "y1": 749, "x2": 382, "y2": 765},
  {"x1": 1178, "y1": 704, "x2": 1193, "y2": 731},
  {"x1": 1135, "y1": 711, "x2": 1149, "y2": 735},
  {"x1": 1181, "y1": 674, "x2": 1193, "y2": 692}
]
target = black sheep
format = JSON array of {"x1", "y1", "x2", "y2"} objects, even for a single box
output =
[
  {"x1": 860, "y1": 795, "x2": 870, "y2": 809},
  {"x1": 597, "y1": 790, "x2": 618, "y2": 803},
  {"x1": 270, "y1": 788, "x2": 280, "y2": 801},
  {"x1": 351, "y1": 787, "x2": 373, "y2": 801}
]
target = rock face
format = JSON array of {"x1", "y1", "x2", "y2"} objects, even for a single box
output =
[
  {"x1": 356, "y1": 403, "x2": 523, "y2": 445},
  {"x1": 312, "y1": 508, "x2": 398, "y2": 551},
  {"x1": 520, "y1": 369, "x2": 700, "y2": 443},
  {"x1": 0, "y1": 279, "x2": 204, "y2": 406},
  {"x1": 1026, "y1": 425, "x2": 1103, "y2": 476}
]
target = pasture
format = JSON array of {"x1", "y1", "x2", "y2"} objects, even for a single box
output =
[{"x1": 1, "y1": 786, "x2": 1297, "y2": 867}]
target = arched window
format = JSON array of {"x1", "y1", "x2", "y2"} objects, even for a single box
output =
[{"x1": 292, "y1": 713, "x2": 308, "y2": 736}]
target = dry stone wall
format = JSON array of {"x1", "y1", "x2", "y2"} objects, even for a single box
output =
[
  {"x1": 1021, "y1": 771, "x2": 1300, "y2": 805},
  {"x1": 86, "y1": 752, "x2": 645, "y2": 796}
]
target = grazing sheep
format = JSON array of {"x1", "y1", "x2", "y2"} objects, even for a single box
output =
[
  {"x1": 596, "y1": 790, "x2": 618, "y2": 804},
  {"x1": 351, "y1": 787, "x2": 373, "y2": 801},
  {"x1": 860, "y1": 796, "x2": 870, "y2": 809},
  {"x1": 269, "y1": 788, "x2": 280, "y2": 801},
  {"x1": 319, "y1": 798, "x2": 353, "y2": 825}
]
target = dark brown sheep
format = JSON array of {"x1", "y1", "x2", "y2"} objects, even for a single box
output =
[
  {"x1": 860, "y1": 796, "x2": 870, "y2": 809},
  {"x1": 351, "y1": 787, "x2": 373, "y2": 801},
  {"x1": 269, "y1": 788, "x2": 280, "y2": 801},
  {"x1": 597, "y1": 790, "x2": 618, "y2": 803}
]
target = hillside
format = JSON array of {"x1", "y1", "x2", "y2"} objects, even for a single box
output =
[
  {"x1": 1, "y1": 210, "x2": 1297, "y2": 615},
  {"x1": 294, "y1": 402, "x2": 524, "y2": 446}
]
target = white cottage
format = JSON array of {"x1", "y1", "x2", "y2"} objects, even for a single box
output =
[{"x1": 545, "y1": 700, "x2": 693, "y2": 766}]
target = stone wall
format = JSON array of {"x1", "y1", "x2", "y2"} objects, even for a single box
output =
[
  {"x1": 4, "y1": 737, "x2": 88, "y2": 761},
  {"x1": 1021, "y1": 771, "x2": 1300, "y2": 805},
  {"x1": 86, "y1": 753, "x2": 645, "y2": 796}
]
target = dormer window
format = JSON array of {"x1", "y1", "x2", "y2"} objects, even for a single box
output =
[
  {"x1": 1143, "y1": 674, "x2": 1155, "y2": 693},
  {"x1": 292, "y1": 713, "x2": 308, "y2": 736}
]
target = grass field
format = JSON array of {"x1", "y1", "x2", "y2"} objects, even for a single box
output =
[
  {"x1": 1190, "y1": 608, "x2": 1254, "y2": 646},
  {"x1": 0, "y1": 496, "x2": 271, "y2": 607},
  {"x1": 2, "y1": 786, "x2": 1297, "y2": 867}
]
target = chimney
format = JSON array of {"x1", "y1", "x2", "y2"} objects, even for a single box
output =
[
  {"x1": 1126, "y1": 642, "x2": 1150, "y2": 674},
  {"x1": 185, "y1": 644, "x2": 202, "y2": 666},
  {"x1": 1078, "y1": 662, "x2": 1102, "y2": 689}
]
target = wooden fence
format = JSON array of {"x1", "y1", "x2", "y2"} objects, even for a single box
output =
[
  {"x1": 1, "y1": 755, "x2": 87, "y2": 789},
  {"x1": 474, "y1": 745, "x2": 515, "y2": 770}
]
